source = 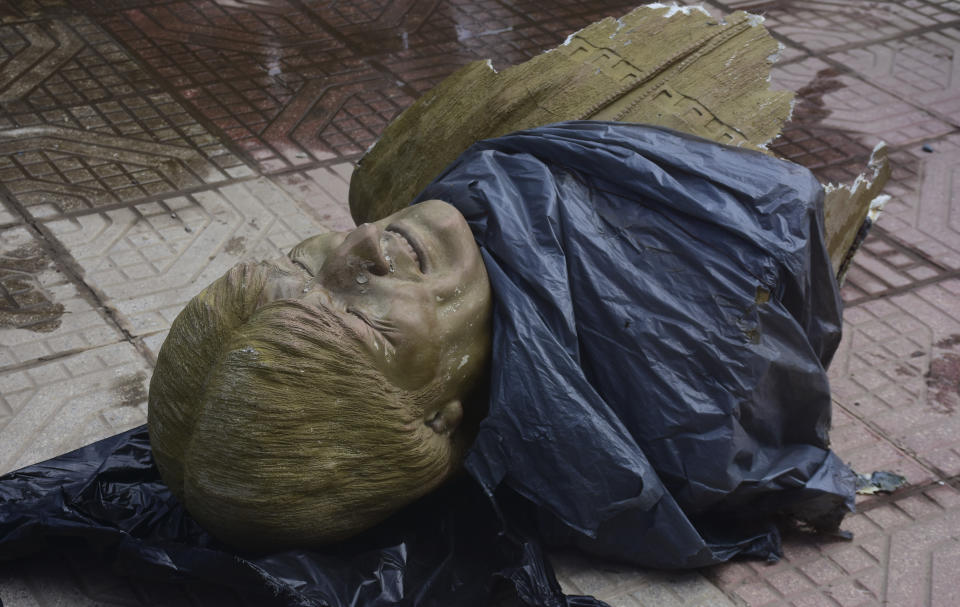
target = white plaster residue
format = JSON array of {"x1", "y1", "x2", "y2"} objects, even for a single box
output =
[
  {"x1": 644, "y1": 3, "x2": 711, "y2": 18},
  {"x1": 868, "y1": 194, "x2": 890, "y2": 221},
  {"x1": 745, "y1": 12, "x2": 766, "y2": 27},
  {"x1": 609, "y1": 17, "x2": 627, "y2": 39},
  {"x1": 822, "y1": 142, "x2": 890, "y2": 205},
  {"x1": 457, "y1": 355, "x2": 470, "y2": 370},
  {"x1": 767, "y1": 41, "x2": 785, "y2": 65}
]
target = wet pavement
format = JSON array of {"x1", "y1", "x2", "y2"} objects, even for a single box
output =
[{"x1": 1, "y1": 0, "x2": 959, "y2": 605}]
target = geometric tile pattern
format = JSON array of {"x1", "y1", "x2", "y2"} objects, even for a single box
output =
[
  {"x1": 770, "y1": 57, "x2": 953, "y2": 150},
  {"x1": 0, "y1": 16, "x2": 251, "y2": 219},
  {"x1": 835, "y1": 231, "x2": 950, "y2": 305},
  {"x1": 101, "y1": 2, "x2": 411, "y2": 172},
  {"x1": 831, "y1": 282, "x2": 960, "y2": 476},
  {"x1": 707, "y1": 484, "x2": 960, "y2": 607},
  {"x1": 94, "y1": 0, "x2": 646, "y2": 174},
  {"x1": 829, "y1": 27, "x2": 960, "y2": 124},
  {"x1": 0, "y1": 199, "x2": 19, "y2": 227},
  {"x1": 0, "y1": 225, "x2": 121, "y2": 370},
  {"x1": 309, "y1": 0, "x2": 529, "y2": 54},
  {"x1": 44, "y1": 179, "x2": 324, "y2": 345},
  {"x1": 869, "y1": 137, "x2": 960, "y2": 270},
  {"x1": 553, "y1": 551, "x2": 737, "y2": 607},
  {"x1": 728, "y1": 0, "x2": 946, "y2": 53},
  {"x1": 271, "y1": 162, "x2": 357, "y2": 232},
  {"x1": 0, "y1": 341, "x2": 150, "y2": 474}
]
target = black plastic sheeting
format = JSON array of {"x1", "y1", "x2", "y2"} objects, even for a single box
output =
[
  {"x1": 419, "y1": 122, "x2": 855, "y2": 568},
  {"x1": 0, "y1": 122, "x2": 855, "y2": 605},
  {"x1": 0, "y1": 427, "x2": 593, "y2": 607}
]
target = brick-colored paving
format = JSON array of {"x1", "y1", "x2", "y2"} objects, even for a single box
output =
[{"x1": 1, "y1": 0, "x2": 958, "y2": 605}]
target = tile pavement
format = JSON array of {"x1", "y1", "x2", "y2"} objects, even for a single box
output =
[{"x1": 0, "y1": 0, "x2": 958, "y2": 605}]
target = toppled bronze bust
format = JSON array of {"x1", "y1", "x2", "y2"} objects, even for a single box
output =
[
  {"x1": 148, "y1": 4, "x2": 890, "y2": 555},
  {"x1": 149, "y1": 200, "x2": 492, "y2": 549}
]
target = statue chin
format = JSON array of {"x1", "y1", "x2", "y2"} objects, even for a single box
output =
[{"x1": 147, "y1": 199, "x2": 492, "y2": 550}]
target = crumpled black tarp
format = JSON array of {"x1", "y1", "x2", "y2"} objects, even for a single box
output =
[
  {"x1": 0, "y1": 426, "x2": 590, "y2": 607},
  {"x1": 418, "y1": 121, "x2": 855, "y2": 568},
  {"x1": 0, "y1": 121, "x2": 855, "y2": 605}
]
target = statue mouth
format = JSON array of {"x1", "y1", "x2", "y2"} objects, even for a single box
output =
[{"x1": 384, "y1": 225, "x2": 425, "y2": 273}]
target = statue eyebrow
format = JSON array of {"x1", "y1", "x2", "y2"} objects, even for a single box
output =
[{"x1": 288, "y1": 256, "x2": 314, "y2": 276}]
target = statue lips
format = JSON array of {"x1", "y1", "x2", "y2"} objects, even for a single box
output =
[{"x1": 384, "y1": 225, "x2": 423, "y2": 272}]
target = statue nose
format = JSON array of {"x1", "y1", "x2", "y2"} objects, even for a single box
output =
[{"x1": 343, "y1": 223, "x2": 390, "y2": 276}]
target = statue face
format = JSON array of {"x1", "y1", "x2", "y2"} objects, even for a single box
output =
[{"x1": 265, "y1": 199, "x2": 491, "y2": 398}]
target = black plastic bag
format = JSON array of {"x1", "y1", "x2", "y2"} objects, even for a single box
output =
[
  {"x1": 419, "y1": 121, "x2": 854, "y2": 568},
  {"x1": 0, "y1": 122, "x2": 854, "y2": 604},
  {"x1": 0, "y1": 426, "x2": 592, "y2": 606}
]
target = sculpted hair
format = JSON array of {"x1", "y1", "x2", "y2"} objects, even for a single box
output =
[{"x1": 148, "y1": 262, "x2": 469, "y2": 549}]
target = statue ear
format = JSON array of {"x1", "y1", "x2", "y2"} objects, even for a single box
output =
[{"x1": 425, "y1": 399, "x2": 463, "y2": 435}]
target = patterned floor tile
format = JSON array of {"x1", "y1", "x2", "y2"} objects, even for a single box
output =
[
  {"x1": 707, "y1": 484, "x2": 960, "y2": 607},
  {"x1": 772, "y1": 124, "x2": 875, "y2": 171},
  {"x1": 829, "y1": 26, "x2": 960, "y2": 125},
  {"x1": 826, "y1": 136, "x2": 960, "y2": 271},
  {"x1": 739, "y1": 0, "x2": 946, "y2": 54},
  {"x1": 832, "y1": 230, "x2": 950, "y2": 306},
  {"x1": 0, "y1": 15, "x2": 157, "y2": 110},
  {"x1": 0, "y1": 17, "x2": 250, "y2": 218},
  {"x1": 44, "y1": 178, "x2": 325, "y2": 347},
  {"x1": 308, "y1": 0, "x2": 529, "y2": 56},
  {"x1": 552, "y1": 551, "x2": 736, "y2": 607},
  {"x1": 0, "y1": 340, "x2": 150, "y2": 473},
  {"x1": 771, "y1": 57, "x2": 954, "y2": 149},
  {"x1": 0, "y1": 197, "x2": 19, "y2": 226},
  {"x1": 270, "y1": 161, "x2": 357, "y2": 231},
  {"x1": 497, "y1": 0, "x2": 643, "y2": 24},
  {"x1": 0, "y1": 0, "x2": 70, "y2": 23},
  {"x1": 374, "y1": 16, "x2": 601, "y2": 94},
  {"x1": 830, "y1": 285, "x2": 960, "y2": 477},
  {"x1": 0, "y1": 225, "x2": 122, "y2": 370},
  {"x1": 103, "y1": 0, "x2": 351, "y2": 85},
  {"x1": 101, "y1": 2, "x2": 413, "y2": 172}
]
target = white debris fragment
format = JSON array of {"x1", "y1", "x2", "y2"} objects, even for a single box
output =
[
  {"x1": 745, "y1": 12, "x2": 766, "y2": 26},
  {"x1": 767, "y1": 41, "x2": 785, "y2": 64},
  {"x1": 644, "y1": 2, "x2": 711, "y2": 18},
  {"x1": 868, "y1": 194, "x2": 890, "y2": 221},
  {"x1": 457, "y1": 355, "x2": 470, "y2": 370},
  {"x1": 822, "y1": 142, "x2": 890, "y2": 207},
  {"x1": 485, "y1": 58, "x2": 498, "y2": 74},
  {"x1": 609, "y1": 17, "x2": 627, "y2": 38},
  {"x1": 561, "y1": 29, "x2": 581, "y2": 46}
]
